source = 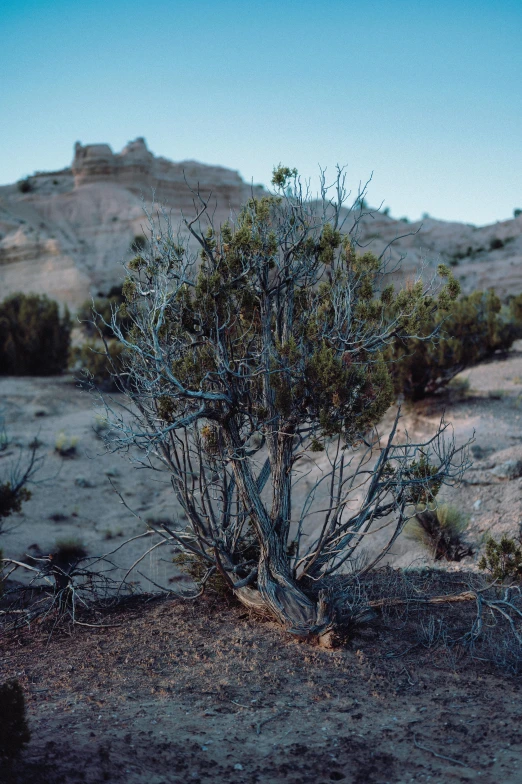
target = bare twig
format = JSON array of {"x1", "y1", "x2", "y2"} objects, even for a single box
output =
[
  {"x1": 413, "y1": 734, "x2": 469, "y2": 768},
  {"x1": 255, "y1": 710, "x2": 288, "y2": 735}
]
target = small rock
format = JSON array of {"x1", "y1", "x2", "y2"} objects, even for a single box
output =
[
  {"x1": 75, "y1": 475, "x2": 94, "y2": 488},
  {"x1": 234, "y1": 763, "x2": 243, "y2": 770},
  {"x1": 105, "y1": 468, "x2": 120, "y2": 478},
  {"x1": 473, "y1": 500, "x2": 482, "y2": 510},
  {"x1": 491, "y1": 459, "x2": 522, "y2": 480}
]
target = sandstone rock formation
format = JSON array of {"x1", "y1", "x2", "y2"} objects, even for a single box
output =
[
  {"x1": 1, "y1": 138, "x2": 521, "y2": 308},
  {"x1": 0, "y1": 139, "x2": 263, "y2": 308}
]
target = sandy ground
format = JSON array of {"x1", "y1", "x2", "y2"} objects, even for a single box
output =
[{"x1": 0, "y1": 375, "x2": 186, "y2": 591}]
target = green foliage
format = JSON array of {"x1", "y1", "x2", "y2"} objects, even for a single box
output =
[
  {"x1": 0, "y1": 293, "x2": 71, "y2": 376},
  {"x1": 310, "y1": 437, "x2": 324, "y2": 452},
  {"x1": 121, "y1": 188, "x2": 461, "y2": 446},
  {"x1": 70, "y1": 338, "x2": 125, "y2": 391},
  {"x1": 403, "y1": 454, "x2": 443, "y2": 506},
  {"x1": 514, "y1": 208, "x2": 522, "y2": 219},
  {"x1": 390, "y1": 289, "x2": 522, "y2": 400},
  {"x1": 0, "y1": 680, "x2": 30, "y2": 759},
  {"x1": 406, "y1": 503, "x2": 473, "y2": 561},
  {"x1": 479, "y1": 535, "x2": 522, "y2": 583},
  {"x1": 271, "y1": 165, "x2": 297, "y2": 188}
]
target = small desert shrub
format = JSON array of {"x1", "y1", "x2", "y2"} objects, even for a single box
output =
[
  {"x1": 52, "y1": 538, "x2": 87, "y2": 565},
  {"x1": 490, "y1": 237, "x2": 504, "y2": 250},
  {"x1": 93, "y1": 413, "x2": 110, "y2": 439},
  {"x1": 70, "y1": 338, "x2": 125, "y2": 391},
  {"x1": 0, "y1": 293, "x2": 71, "y2": 375},
  {"x1": 54, "y1": 431, "x2": 78, "y2": 457},
  {"x1": 0, "y1": 680, "x2": 30, "y2": 759},
  {"x1": 0, "y1": 482, "x2": 31, "y2": 522},
  {"x1": 488, "y1": 389, "x2": 507, "y2": 400},
  {"x1": 50, "y1": 539, "x2": 87, "y2": 597},
  {"x1": 390, "y1": 289, "x2": 522, "y2": 400},
  {"x1": 514, "y1": 208, "x2": 522, "y2": 219},
  {"x1": 406, "y1": 504, "x2": 473, "y2": 561},
  {"x1": 17, "y1": 178, "x2": 33, "y2": 194},
  {"x1": 479, "y1": 535, "x2": 522, "y2": 583}
]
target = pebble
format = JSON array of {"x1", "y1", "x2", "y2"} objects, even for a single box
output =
[{"x1": 75, "y1": 475, "x2": 94, "y2": 488}]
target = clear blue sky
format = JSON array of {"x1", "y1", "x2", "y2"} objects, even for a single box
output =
[{"x1": 1, "y1": 0, "x2": 521, "y2": 225}]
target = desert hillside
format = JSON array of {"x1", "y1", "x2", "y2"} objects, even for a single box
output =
[
  {"x1": 1, "y1": 138, "x2": 521, "y2": 308},
  {"x1": 0, "y1": 139, "x2": 264, "y2": 308}
]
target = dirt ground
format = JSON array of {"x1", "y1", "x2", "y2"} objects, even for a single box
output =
[
  {"x1": 1, "y1": 582, "x2": 522, "y2": 784},
  {"x1": 2, "y1": 348, "x2": 522, "y2": 783}
]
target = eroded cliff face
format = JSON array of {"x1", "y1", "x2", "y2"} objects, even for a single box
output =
[{"x1": 1, "y1": 138, "x2": 521, "y2": 308}]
